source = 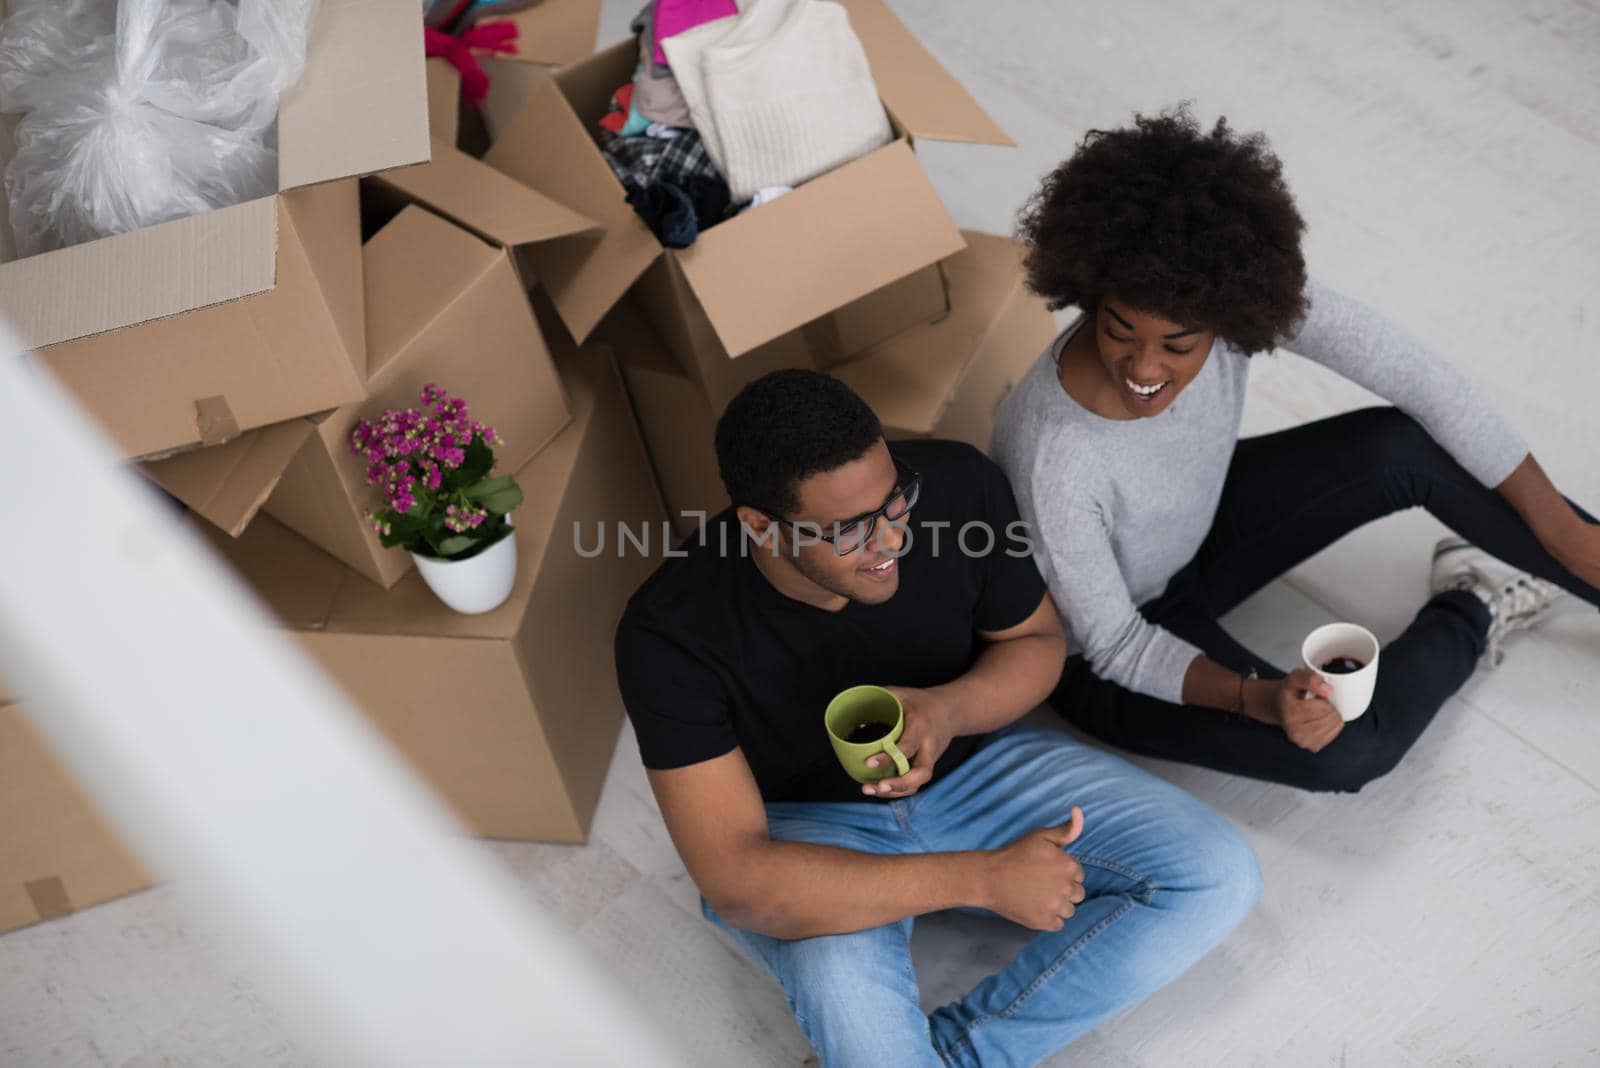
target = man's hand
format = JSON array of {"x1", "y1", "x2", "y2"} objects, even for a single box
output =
[
  {"x1": 983, "y1": 808, "x2": 1087, "y2": 931},
  {"x1": 861, "y1": 684, "x2": 962, "y2": 798},
  {"x1": 1250, "y1": 668, "x2": 1344, "y2": 752}
]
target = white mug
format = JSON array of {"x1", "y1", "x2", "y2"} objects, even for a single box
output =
[{"x1": 1301, "y1": 622, "x2": 1380, "y2": 721}]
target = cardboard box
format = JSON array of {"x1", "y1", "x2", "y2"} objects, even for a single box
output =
[
  {"x1": 382, "y1": 61, "x2": 595, "y2": 252},
  {"x1": 0, "y1": 344, "x2": 657, "y2": 936},
  {"x1": 831, "y1": 232, "x2": 1059, "y2": 449},
  {"x1": 0, "y1": 0, "x2": 432, "y2": 459},
  {"x1": 485, "y1": 0, "x2": 1008, "y2": 404},
  {"x1": 148, "y1": 206, "x2": 574, "y2": 588},
  {"x1": 603, "y1": 299, "x2": 730, "y2": 540},
  {"x1": 807, "y1": 262, "x2": 951, "y2": 370},
  {"x1": 478, "y1": 0, "x2": 605, "y2": 141},
  {"x1": 0, "y1": 699, "x2": 152, "y2": 936},
  {"x1": 139, "y1": 63, "x2": 597, "y2": 552},
  {"x1": 617, "y1": 232, "x2": 1056, "y2": 539},
  {"x1": 197, "y1": 344, "x2": 665, "y2": 843},
  {"x1": 620, "y1": 261, "x2": 949, "y2": 441}
]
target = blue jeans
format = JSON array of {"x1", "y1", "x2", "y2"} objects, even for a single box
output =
[{"x1": 703, "y1": 724, "x2": 1262, "y2": 1067}]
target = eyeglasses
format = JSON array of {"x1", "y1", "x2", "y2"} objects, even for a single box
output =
[{"x1": 762, "y1": 461, "x2": 922, "y2": 556}]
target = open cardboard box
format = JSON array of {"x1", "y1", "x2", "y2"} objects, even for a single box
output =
[
  {"x1": 485, "y1": 0, "x2": 1007, "y2": 410},
  {"x1": 196, "y1": 343, "x2": 664, "y2": 843},
  {"x1": 0, "y1": 0, "x2": 432, "y2": 460},
  {"x1": 617, "y1": 231, "x2": 1057, "y2": 539},
  {"x1": 147, "y1": 204, "x2": 575, "y2": 588}
]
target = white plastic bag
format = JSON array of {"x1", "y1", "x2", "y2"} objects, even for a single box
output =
[{"x1": 0, "y1": 0, "x2": 319, "y2": 256}]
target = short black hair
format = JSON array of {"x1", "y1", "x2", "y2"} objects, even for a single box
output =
[
  {"x1": 1017, "y1": 105, "x2": 1308, "y2": 354},
  {"x1": 714, "y1": 370, "x2": 882, "y2": 516}
]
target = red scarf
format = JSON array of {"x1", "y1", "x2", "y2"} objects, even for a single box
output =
[{"x1": 424, "y1": 21, "x2": 519, "y2": 107}]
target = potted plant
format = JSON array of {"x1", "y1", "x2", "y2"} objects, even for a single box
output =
[{"x1": 349, "y1": 384, "x2": 524, "y2": 614}]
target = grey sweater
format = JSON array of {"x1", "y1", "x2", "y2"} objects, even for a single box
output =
[{"x1": 990, "y1": 278, "x2": 1528, "y2": 704}]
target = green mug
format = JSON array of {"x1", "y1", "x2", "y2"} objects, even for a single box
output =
[{"x1": 825, "y1": 685, "x2": 911, "y2": 783}]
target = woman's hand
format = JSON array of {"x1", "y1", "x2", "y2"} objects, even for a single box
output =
[{"x1": 1247, "y1": 670, "x2": 1344, "y2": 752}]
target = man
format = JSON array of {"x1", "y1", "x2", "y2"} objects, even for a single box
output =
[{"x1": 615, "y1": 370, "x2": 1261, "y2": 1066}]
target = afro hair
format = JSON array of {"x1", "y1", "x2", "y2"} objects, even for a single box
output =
[{"x1": 1018, "y1": 105, "x2": 1309, "y2": 354}]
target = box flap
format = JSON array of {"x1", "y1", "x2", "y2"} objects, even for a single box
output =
[
  {"x1": 357, "y1": 196, "x2": 477, "y2": 309},
  {"x1": 478, "y1": 57, "x2": 554, "y2": 140},
  {"x1": 484, "y1": 47, "x2": 660, "y2": 342},
  {"x1": 0, "y1": 197, "x2": 278, "y2": 354},
  {"x1": 831, "y1": 231, "x2": 1029, "y2": 434},
  {"x1": 277, "y1": 0, "x2": 432, "y2": 190},
  {"x1": 837, "y1": 0, "x2": 1012, "y2": 147},
  {"x1": 677, "y1": 139, "x2": 965, "y2": 358},
  {"x1": 364, "y1": 206, "x2": 501, "y2": 379},
  {"x1": 498, "y1": 0, "x2": 602, "y2": 67},
  {"x1": 282, "y1": 179, "x2": 367, "y2": 384},
  {"x1": 374, "y1": 140, "x2": 596, "y2": 250},
  {"x1": 142, "y1": 419, "x2": 316, "y2": 537},
  {"x1": 426, "y1": 58, "x2": 462, "y2": 147}
]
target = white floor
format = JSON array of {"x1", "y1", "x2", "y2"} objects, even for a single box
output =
[{"x1": 4, "y1": 1, "x2": 1599, "y2": 1065}]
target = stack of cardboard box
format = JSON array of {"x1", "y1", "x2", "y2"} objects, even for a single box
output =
[
  {"x1": 485, "y1": 0, "x2": 1061, "y2": 537},
  {"x1": 0, "y1": 0, "x2": 1062, "y2": 937}
]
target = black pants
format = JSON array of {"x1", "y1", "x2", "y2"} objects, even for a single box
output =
[{"x1": 1050, "y1": 407, "x2": 1600, "y2": 793}]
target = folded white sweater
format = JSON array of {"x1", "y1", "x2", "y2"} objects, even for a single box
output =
[
  {"x1": 660, "y1": 9, "x2": 743, "y2": 173},
  {"x1": 662, "y1": 0, "x2": 892, "y2": 203}
]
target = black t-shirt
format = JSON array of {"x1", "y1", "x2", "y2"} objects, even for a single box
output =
[{"x1": 613, "y1": 440, "x2": 1047, "y2": 804}]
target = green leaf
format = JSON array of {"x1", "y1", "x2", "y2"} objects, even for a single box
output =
[
  {"x1": 464, "y1": 475, "x2": 516, "y2": 501},
  {"x1": 437, "y1": 535, "x2": 477, "y2": 556},
  {"x1": 377, "y1": 511, "x2": 425, "y2": 549},
  {"x1": 476, "y1": 487, "x2": 524, "y2": 514},
  {"x1": 418, "y1": 519, "x2": 446, "y2": 554},
  {"x1": 457, "y1": 436, "x2": 494, "y2": 484}
]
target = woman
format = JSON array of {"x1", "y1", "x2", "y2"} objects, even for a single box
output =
[{"x1": 991, "y1": 108, "x2": 1599, "y2": 793}]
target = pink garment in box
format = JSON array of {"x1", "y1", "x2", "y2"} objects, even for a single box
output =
[{"x1": 653, "y1": 0, "x2": 739, "y2": 66}]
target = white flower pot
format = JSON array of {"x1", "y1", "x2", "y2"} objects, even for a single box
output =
[{"x1": 410, "y1": 527, "x2": 518, "y2": 614}]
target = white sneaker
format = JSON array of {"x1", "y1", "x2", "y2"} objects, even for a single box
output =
[{"x1": 1430, "y1": 537, "x2": 1563, "y2": 667}]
